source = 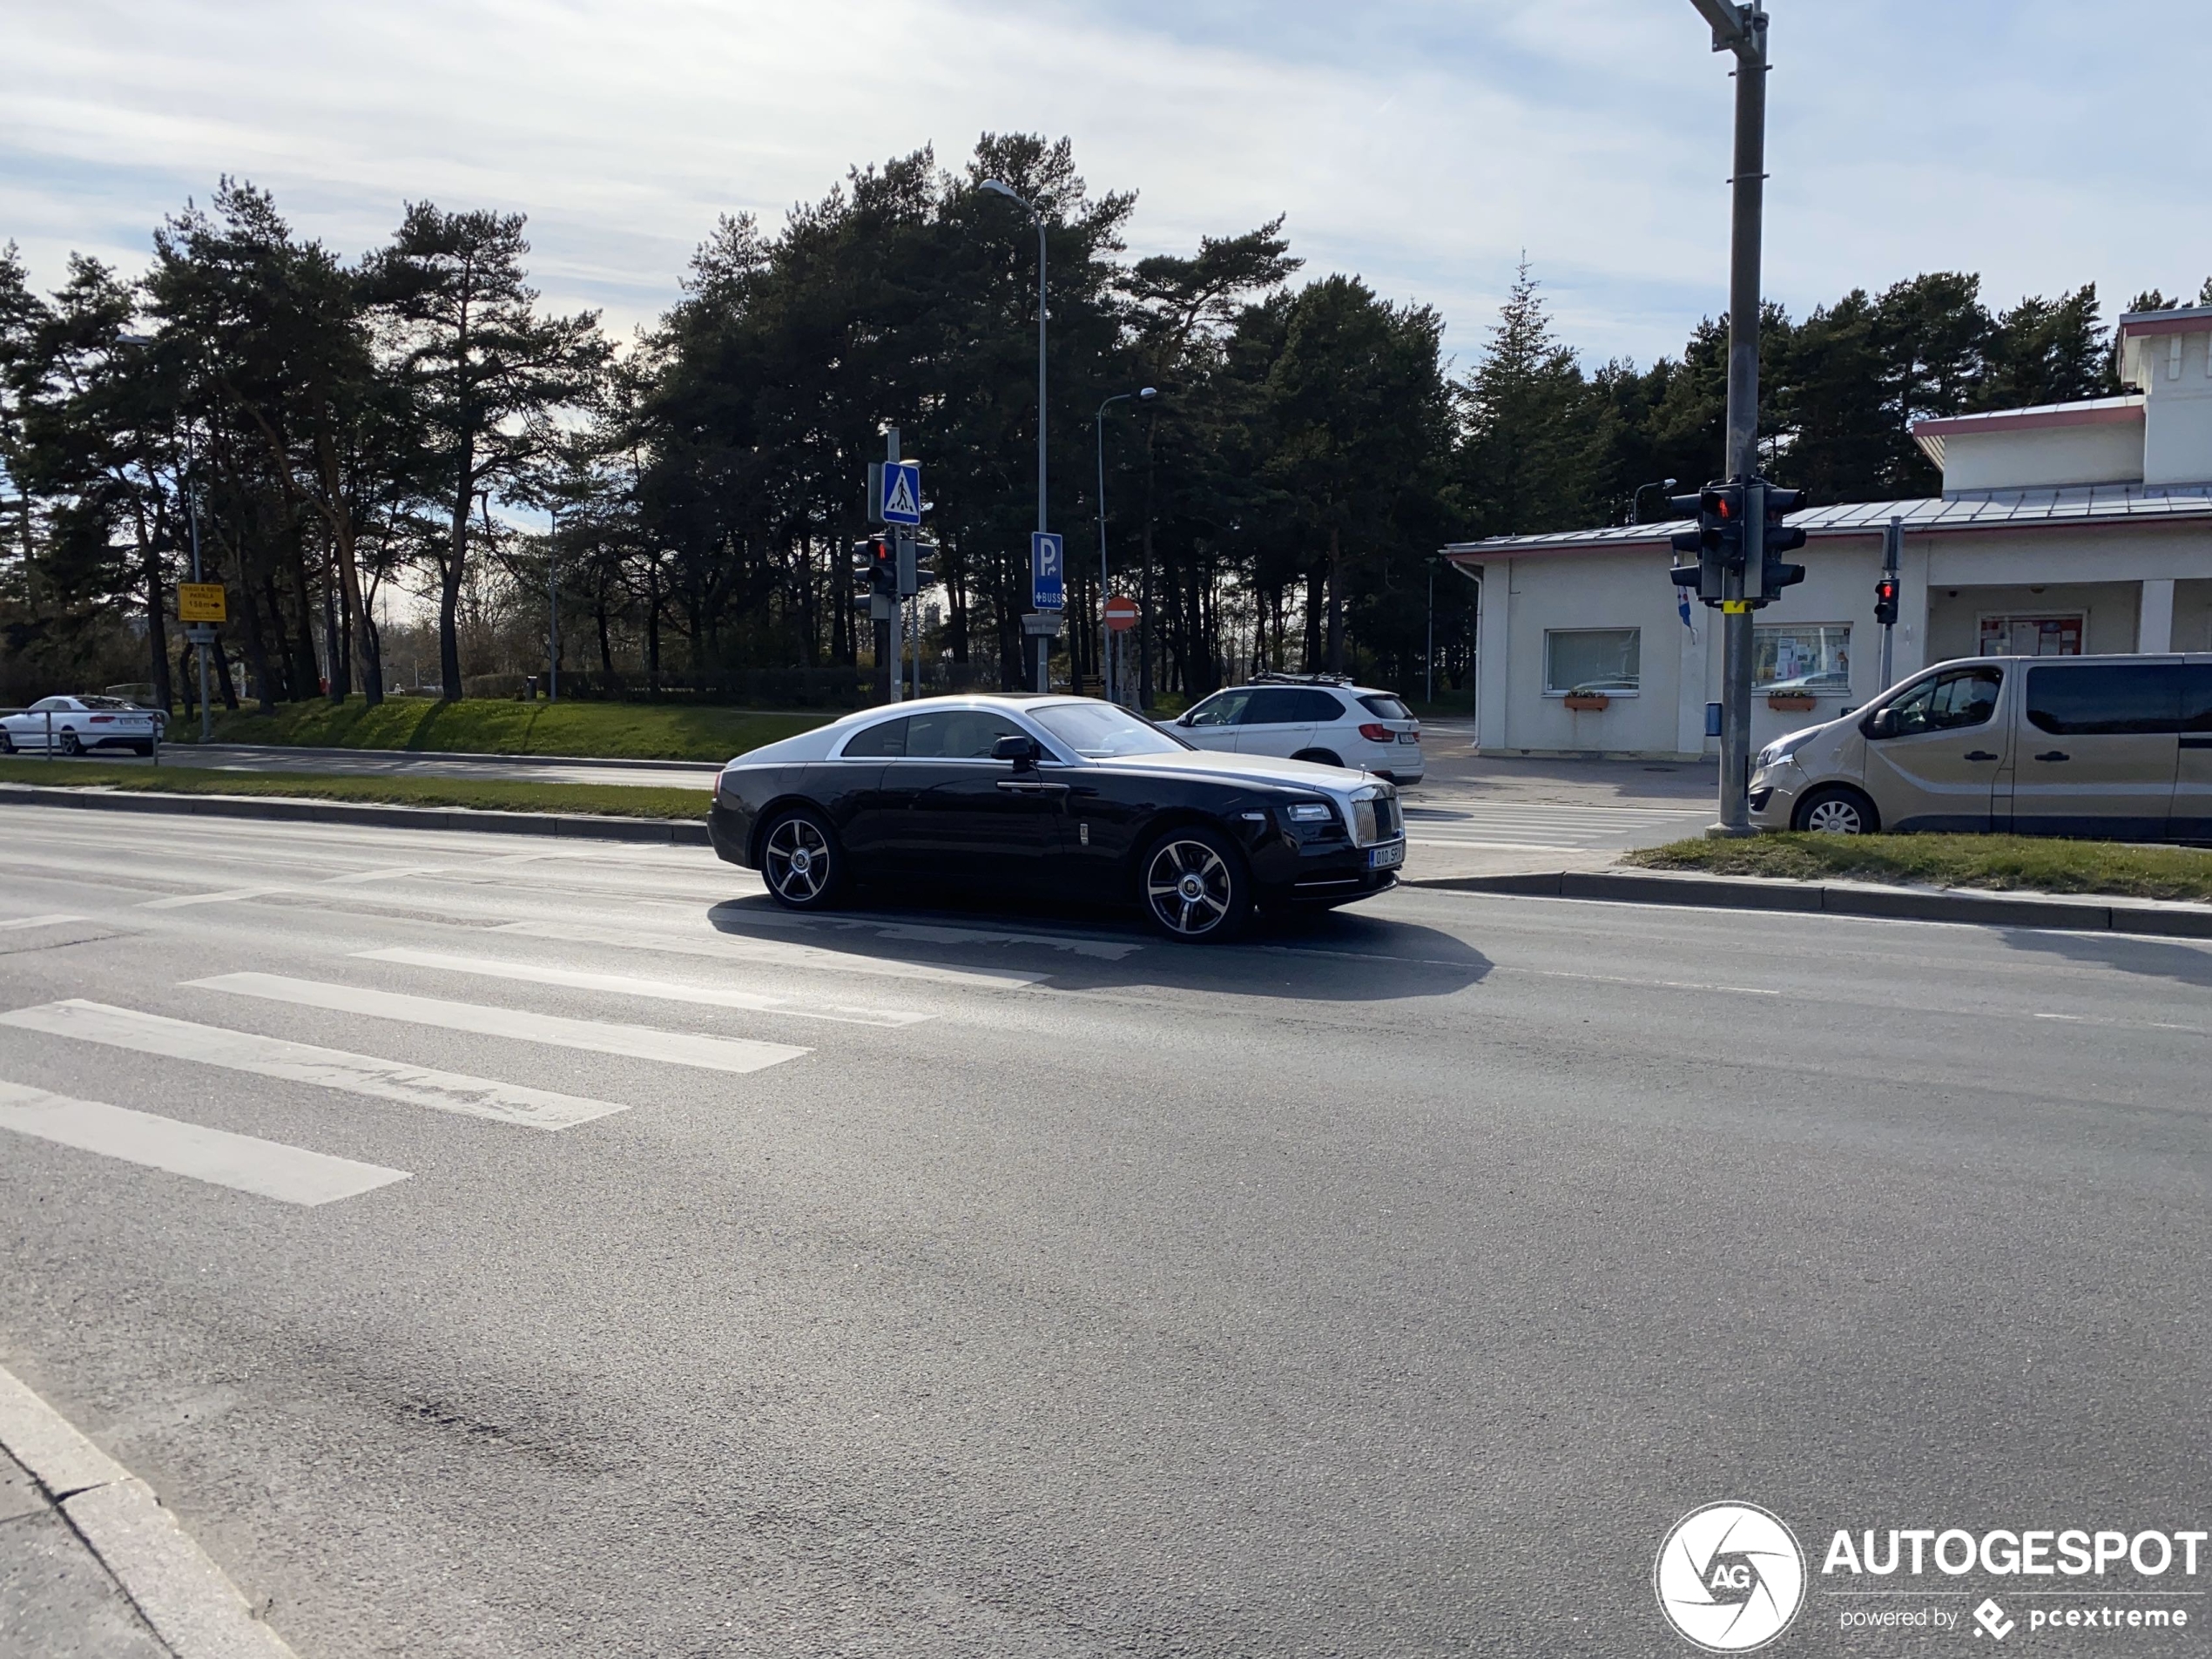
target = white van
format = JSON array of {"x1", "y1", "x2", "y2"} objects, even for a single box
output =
[{"x1": 1748, "y1": 654, "x2": 2212, "y2": 841}]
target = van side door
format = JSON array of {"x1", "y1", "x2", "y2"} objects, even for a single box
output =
[
  {"x1": 1860, "y1": 665, "x2": 2007, "y2": 833},
  {"x1": 2011, "y1": 662, "x2": 2182, "y2": 841}
]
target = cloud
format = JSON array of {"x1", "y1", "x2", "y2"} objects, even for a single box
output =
[{"x1": 3, "y1": 0, "x2": 2208, "y2": 370}]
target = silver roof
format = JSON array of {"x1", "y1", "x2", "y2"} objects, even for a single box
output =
[{"x1": 1442, "y1": 479, "x2": 2212, "y2": 556}]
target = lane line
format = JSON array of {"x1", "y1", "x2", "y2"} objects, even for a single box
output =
[
  {"x1": 0, "y1": 914, "x2": 84, "y2": 932},
  {"x1": 138, "y1": 886, "x2": 293, "y2": 910},
  {"x1": 499, "y1": 920, "x2": 1046, "y2": 990},
  {"x1": 352, "y1": 948, "x2": 931, "y2": 1028},
  {"x1": 0, "y1": 1081, "x2": 409, "y2": 1205},
  {"x1": 0, "y1": 1001, "x2": 624, "y2": 1130},
  {"x1": 187, "y1": 973, "x2": 812, "y2": 1076}
]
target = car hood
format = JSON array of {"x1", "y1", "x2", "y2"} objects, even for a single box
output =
[{"x1": 1090, "y1": 748, "x2": 1379, "y2": 794}]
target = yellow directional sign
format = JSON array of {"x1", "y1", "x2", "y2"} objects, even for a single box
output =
[
  {"x1": 1721, "y1": 599, "x2": 1751, "y2": 615},
  {"x1": 177, "y1": 583, "x2": 227, "y2": 623}
]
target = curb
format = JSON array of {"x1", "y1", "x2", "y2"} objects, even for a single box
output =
[
  {"x1": 170, "y1": 742, "x2": 724, "y2": 773},
  {"x1": 0, "y1": 1361, "x2": 297, "y2": 1658},
  {"x1": 1405, "y1": 868, "x2": 2212, "y2": 939},
  {"x1": 0, "y1": 785, "x2": 711, "y2": 846}
]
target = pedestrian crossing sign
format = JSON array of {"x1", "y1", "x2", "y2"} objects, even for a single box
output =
[{"x1": 881, "y1": 462, "x2": 922, "y2": 526}]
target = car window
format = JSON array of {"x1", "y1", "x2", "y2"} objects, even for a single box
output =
[
  {"x1": 1240, "y1": 689, "x2": 1312, "y2": 725},
  {"x1": 1295, "y1": 690, "x2": 1347, "y2": 723},
  {"x1": 1185, "y1": 690, "x2": 1250, "y2": 727},
  {"x1": 77, "y1": 695, "x2": 132, "y2": 710},
  {"x1": 2186, "y1": 664, "x2": 2212, "y2": 735},
  {"x1": 2026, "y1": 664, "x2": 2183, "y2": 736},
  {"x1": 1030, "y1": 702, "x2": 1189, "y2": 757},
  {"x1": 840, "y1": 716, "x2": 907, "y2": 757},
  {"x1": 30, "y1": 698, "x2": 68, "y2": 711},
  {"x1": 1885, "y1": 667, "x2": 2001, "y2": 735},
  {"x1": 905, "y1": 709, "x2": 1026, "y2": 759},
  {"x1": 1358, "y1": 694, "x2": 1411, "y2": 720}
]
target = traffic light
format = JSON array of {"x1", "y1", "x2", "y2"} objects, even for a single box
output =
[
  {"x1": 1757, "y1": 482, "x2": 1806, "y2": 599},
  {"x1": 852, "y1": 536, "x2": 896, "y2": 610},
  {"x1": 900, "y1": 538, "x2": 938, "y2": 599},
  {"x1": 1667, "y1": 482, "x2": 1743, "y2": 604},
  {"x1": 1873, "y1": 574, "x2": 1899, "y2": 627}
]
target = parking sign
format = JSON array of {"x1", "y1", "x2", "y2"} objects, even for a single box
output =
[{"x1": 1031, "y1": 531, "x2": 1064, "y2": 610}]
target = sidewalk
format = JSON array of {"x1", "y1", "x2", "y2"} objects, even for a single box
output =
[{"x1": 0, "y1": 1362, "x2": 295, "y2": 1659}]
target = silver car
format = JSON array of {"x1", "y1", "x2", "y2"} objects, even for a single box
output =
[{"x1": 0, "y1": 695, "x2": 163, "y2": 757}]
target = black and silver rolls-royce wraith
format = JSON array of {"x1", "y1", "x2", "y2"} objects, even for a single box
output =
[{"x1": 708, "y1": 695, "x2": 1406, "y2": 941}]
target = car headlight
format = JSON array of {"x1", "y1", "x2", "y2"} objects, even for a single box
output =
[
  {"x1": 1757, "y1": 730, "x2": 1817, "y2": 769},
  {"x1": 1285, "y1": 801, "x2": 1332, "y2": 822}
]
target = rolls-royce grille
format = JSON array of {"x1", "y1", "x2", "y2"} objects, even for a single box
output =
[{"x1": 1352, "y1": 795, "x2": 1401, "y2": 846}]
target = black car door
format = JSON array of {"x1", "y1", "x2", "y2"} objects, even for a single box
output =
[
  {"x1": 827, "y1": 714, "x2": 907, "y2": 862},
  {"x1": 882, "y1": 709, "x2": 1069, "y2": 891}
]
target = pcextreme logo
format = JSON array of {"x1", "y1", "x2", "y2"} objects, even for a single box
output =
[{"x1": 1655, "y1": 1502, "x2": 1808, "y2": 1652}]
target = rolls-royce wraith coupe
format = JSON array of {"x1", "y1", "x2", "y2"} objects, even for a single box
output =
[{"x1": 708, "y1": 695, "x2": 1406, "y2": 941}]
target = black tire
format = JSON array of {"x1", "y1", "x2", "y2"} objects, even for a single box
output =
[
  {"x1": 756, "y1": 806, "x2": 847, "y2": 911},
  {"x1": 133, "y1": 741, "x2": 155, "y2": 757},
  {"x1": 1792, "y1": 784, "x2": 1878, "y2": 835},
  {"x1": 58, "y1": 730, "x2": 83, "y2": 757},
  {"x1": 1138, "y1": 826, "x2": 1251, "y2": 943},
  {"x1": 1292, "y1": 748, "x2": 1344, "y2": 769},
  {"x1": 0, "y1": 731, "x2": 12, "y2": 754}
]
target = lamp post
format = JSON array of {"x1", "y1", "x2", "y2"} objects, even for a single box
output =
[
  {"x1": 1095, "y1": 387, "x2": 1156, "y2": 703},
  {"x1": 546, "y1": 507, "x2": 559, "y2": 704},
  {"x1": 981, "y1": 179, "x2": 1051, "y2": 691},
  {"x1": 1630, "y1": 476, "x2": 1678, "y2": 525}
]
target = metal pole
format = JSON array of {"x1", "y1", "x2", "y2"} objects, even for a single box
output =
[
  {"x1": 185, "y1": 471, "x2": 211, "y2": 744},
  {"x1": 887, "y1": 428, "x2": 902, "y2": 705},
  {"x1": 548, "y1": 507, "x2": 559, "y2": 704},
  {"x1": 1425, "y1": 563, "x2": 1436, "y2": 705},
  {"x1": 1035, "y1": 215, "x2": 1050, "y2": 695},
  {"x1": 1710, "y1": 1, "x2": 1767, "y2": 837},
  {"x1": 1879, "y1": 514, "x2": 1900, "y2": 689}
]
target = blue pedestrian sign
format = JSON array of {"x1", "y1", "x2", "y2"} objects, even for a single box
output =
[
  {"x1": 1030, "y1": 531, "x2": 1064, "y2": 610},
  {"x1": 880, "y1": 462, "x2": 922, "y2": 527}
]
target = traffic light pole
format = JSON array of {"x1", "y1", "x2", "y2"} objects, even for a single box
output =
[
  {"x1": 1694, "y1": 0, "x2": 1769, "y2": 836},
  {"x1": 1878, "y1": 515, "x2": 1902, "y2": 689}
]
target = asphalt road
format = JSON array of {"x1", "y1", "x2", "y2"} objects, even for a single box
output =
[{"x1": 1, "y1": 805, "x2": 2205, "y2": 1656}]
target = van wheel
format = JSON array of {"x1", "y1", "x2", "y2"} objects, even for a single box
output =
[
  {"x1": 1292, "y1": 749, "x2": 1343, "y2": 769},
  {"x1": 1794, "y1": 785, "x2": 1878, "y2": 834}
]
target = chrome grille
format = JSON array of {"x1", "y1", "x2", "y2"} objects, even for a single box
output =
[{"x1": 1352, "y1": 792, "x2": 1401, "y2": 846}]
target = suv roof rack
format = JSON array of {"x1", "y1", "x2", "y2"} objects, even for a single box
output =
[{"x1": 1246, "y1": 671, "x2": 1355, "y2": 687}]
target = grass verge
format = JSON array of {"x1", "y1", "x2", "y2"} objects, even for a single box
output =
[
  {"x1": 0, "y1": 758, "x2": 705, "y2": 820},
  {"x1": 1626, "y1": 833, "x2": 2212, "y2": 905},
  {"x1": 181, "y1": 696, "x2": 826, "y2": 761}
]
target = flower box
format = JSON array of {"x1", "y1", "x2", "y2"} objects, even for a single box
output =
[
  {"x1": 1766, "y1": 694, "x2": 1817, "y2": 711},
  {"x1": 1562, "y1": 693, "x2": 1611, "y2": 711}
]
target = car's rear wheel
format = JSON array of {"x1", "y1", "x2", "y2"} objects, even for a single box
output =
[
  {"x1": 1291, "y1": 748, "x2": 1343, "y2": 769},
  {"x1": 133, "y1": 741, "x2": 155, "y2": 757},
  {"x1": 1140, "y1": 827, "x2": 1250, "y2": 943},
  {"x1": 1794, "y1": 785, "x2": 1878, "y2": 835},
  {"x1": 758, "y1": 807, "x2": 846, "y2": 910},
  {"x1": 58, "y1": 731, "x2": 82, "y2": 757}
]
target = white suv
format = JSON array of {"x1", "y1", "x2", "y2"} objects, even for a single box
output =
[{"x1": 1169, "y1": 677, "x2": 1423, "y2": 784}]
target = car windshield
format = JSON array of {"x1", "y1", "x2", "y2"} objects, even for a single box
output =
[
  {"x1": 1029, "y1": 701, "x2": 1190, "y2": 758},
  {"x1": 75, "y1": 696, "x2": 133, "y2": 709}
]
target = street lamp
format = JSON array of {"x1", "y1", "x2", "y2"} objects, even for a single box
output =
[
  {"x1": 1630, "y1": 476, "x2": 1678, "y2": 525},
  {"x1": 981, "y1": 178, "x2": 1052, "y2": 691},
  {"x1": 1095, "y1": 386, "x2": 1156, "y2": 703}
]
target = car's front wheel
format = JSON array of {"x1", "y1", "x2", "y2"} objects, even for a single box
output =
[
  {"x1": 1793, "y1": 785, "x2": 1878, "y2": 835},
  {"x1": 1139, "y1": 827, "x2": 1251, "y2": 943},
  {"x1": 58, "y1": 730, "x2": 83, "y2": 757},
  {"x1": 0, "y1": 730, "x2": 12, "y2": 754},
  {"x1": 758, "y1": 807, "x2": 846, "y2": 910}
]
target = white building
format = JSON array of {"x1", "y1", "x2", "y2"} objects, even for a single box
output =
[{"x1": 1442, "y1": 303, "x2": 2212, "y2": 760}]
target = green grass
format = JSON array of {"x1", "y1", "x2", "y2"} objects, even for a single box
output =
[
  {"x1": 1627, "y1": 833, "x2": 2212, "y2": 905},
  {"x1": 0, "y1": 758, "x2": 705, "y2": 820},
  {"x1": 179, "y1": 696, "x2": 827, "y2": 762}
]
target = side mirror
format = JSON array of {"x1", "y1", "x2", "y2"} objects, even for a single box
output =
[
  {"x1": 1174, "y1": 712, "x2": 1195, "y2": 726},
  {"x1": 991, "y1": 734, "x2": 1041, "y2": 766},
  {"x1": 1861, "y1": 709, "x2": 1897, "y2": 740}
]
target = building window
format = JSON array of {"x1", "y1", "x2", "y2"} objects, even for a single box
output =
[
  {"x1": 1754, "y1": 623, "x2": 1851, "y2": 692},
  {"x1": 1979, "y1": 614, "x2": 2081, "y2": 657},
  {"x1": 1545, "y1": 628, "x2": 1640, "y2": 695}
]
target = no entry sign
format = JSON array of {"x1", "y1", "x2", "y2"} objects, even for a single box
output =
[{"x1": 1103, "y1": 596, "x2": 1139, "y2": 632}]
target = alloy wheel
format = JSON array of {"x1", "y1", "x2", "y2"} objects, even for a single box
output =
[
  {"x1": 1145, "y1": 838, "x2": 1234, "y2": 937},
  {"x1": 1803, "y1": 797, "x2": 1865, "y2": 834},
  {"x1": 764, "y1": 816, "x2": 833, "y2": 904}
]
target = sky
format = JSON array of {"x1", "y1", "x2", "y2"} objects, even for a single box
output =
[{"x1": 4, "y1": 0, "x2": 2210, "y2": 372}]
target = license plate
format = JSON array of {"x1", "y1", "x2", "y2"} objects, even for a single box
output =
[
  {"x1": 1398, "y1": 732, "x2": 1420, "y2": 744},
  {"x1": 1368, "y1": 841, "x2": 1405, "y2": 870}
]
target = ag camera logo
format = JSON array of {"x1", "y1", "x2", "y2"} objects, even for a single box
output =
[{"x1": 1655, "y1": 1502, "x2": 1807, "y2": 1652}]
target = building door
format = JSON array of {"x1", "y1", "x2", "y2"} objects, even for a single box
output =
[
  {"x1": 2011, "y1": 662, "x2": 2182, "y2": 840},
  {"x1": 1861, "y1": 664, "x2": 2006, "y2": 832},
  {"x1": 2175, "y1": 664, "x2": 2212, "y2": 840}
]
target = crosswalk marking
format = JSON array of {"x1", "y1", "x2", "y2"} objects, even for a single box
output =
[
  {"x1": 138, "y1": 886, "x2": 293, "y2": 910},
  {"x1": 0, "y1": 914, "x2": 84, "y2": 932},
  {"x1": 0, "y1": 1001, "x2": 624, "y2": 1130},
  {"x1": 187, "y1": 973, "x2": 812, "y2": 1076},
  {"x1": 0, "y1": 1080, "x2": 409, "y2": 1205},
  {"x1": 352, "y1": 948, "x2": 930, "y2": 1028},
  {"x1": 498, "y1": 920, "x2": 1045, "y2": 990}
]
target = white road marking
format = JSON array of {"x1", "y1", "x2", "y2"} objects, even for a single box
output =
[
  {"x1": 188, "y1": 973, "x2": 811, "y2": 1076},
  {"x1": 0, "y1": 1001, "x2": 624, "y2": 1130},
  {"x1": 352, "y1": 948, "x2": 930, "y2": 1028},
  {"x1": 138, "y1": 886, "x2": 292, "y2": 910},
  {"x1": 0, "y1": 1080, "x2": 409, "y2": 1205},
  {"x1": 0, "y1": 914, "x2": 84, "y2": 932},
  {"x1": 320, "y1": 865, "x2": 450, "y2": 886},
  {"x1": 499, "y1": 920, "x2": 1045, "y2": 990},
  {"x1": 2033, "y1": 1011, "x2": 2205, "y2": 1035},
  {"x1": 1406, "y1": 837, "x2": 1583, "y2": 852}
]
